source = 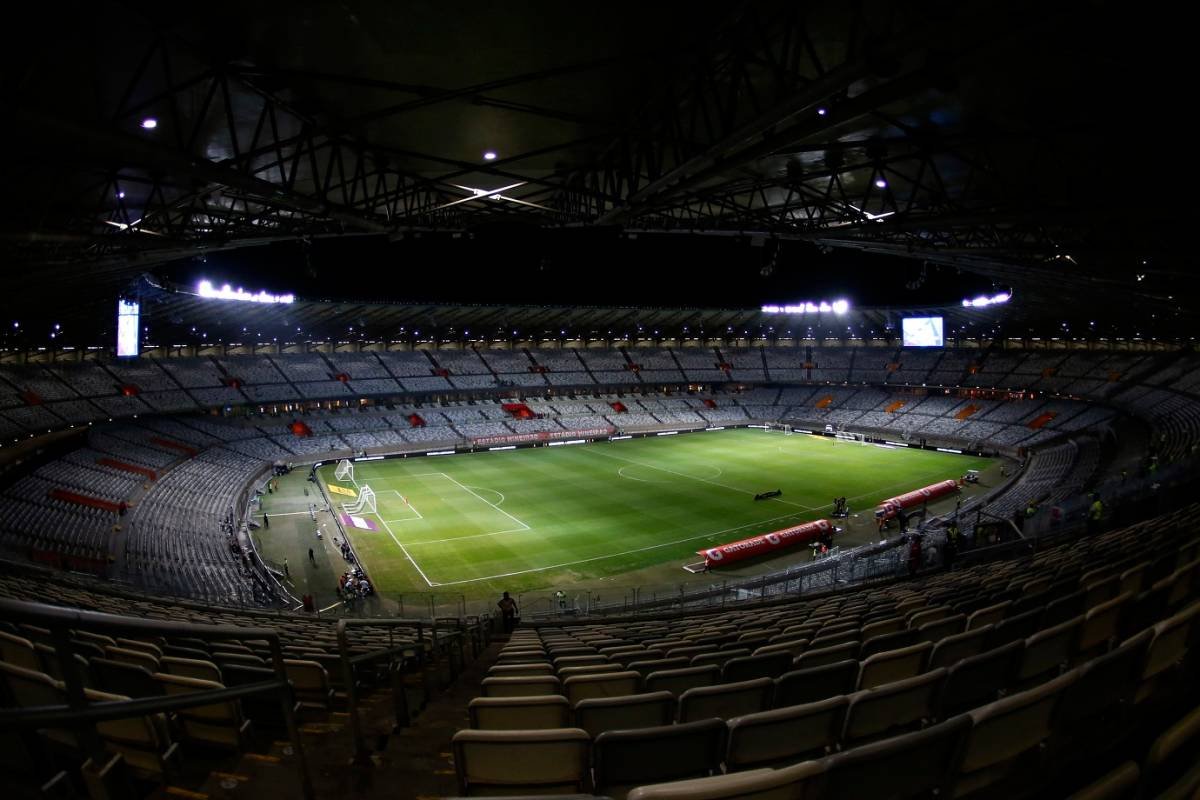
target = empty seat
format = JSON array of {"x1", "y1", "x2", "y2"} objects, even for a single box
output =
[
  {"x1": 985, "y1": 608, "x2": 1042, "y2": 649},
  {"x1": 575, "y1": 691, "x2": 677, "y2": 739},
  {"x1": 794, "y1": 641, "x2": 860, "y2": 670},
  {"x1": 468, "y1": 695, "x2": 571, "y2": 730},
  {"x1": 937, "y1": 641, "x2": 1022, "y2": 718},
  {"x1": 916, "y1": 614, "x2": 968, "y2": 644},
  {"x1": 1134, "y1": 604, "x2": 1199, "y2": 704},
  {"x1": 488, "y1": 663, "x2": 555, "y2": 678},
  {"x1": 563, "y1": 671, "x2": 641, "y2": 706},
  {"x1": 558, "y1": 663, "x2": 627, "y2": 680},
  {"x1": 158, "y1": 656, "x2": 221, "y2": 683},
  {"x1": 773, "y1": 660, "x2": 859, "y2": 709},
  {"x1": 593, "y1": 718, "x2": 727, "y2": 798},
  {"x1": 1076, "y1": 593, "x2": 1133, "y2": 662},
  {"x1": 678, "y1": 677, "x2": 773, "y2": 723},
  {"x1": 1054, "y1": 631, "x2": 1150, "y2": 749},
  {"x1": 452, "y1": 727, "x2": 590, "y2": 796},
  {"x1": 843, "y1": 668, "x2": 946, "y2": 745},
  {"x1": 481, "y1": 675, "x2": 562, "y2": 698},
  {"x1": 950, "y1": 670, "x2": 1077, "y2": 798},
  {"x1": 721, "y1": 652, "x2": 792, "y2": 683},
  {"x1": 627, "y1": 657, "x2": 690, "y2": 679},
  {"x1": 725, "y1": 695, "x2": 848, "y2": 770},
  {"x1": 284, "y1": 659, "x2": 332, "y2": 709},
  {"x1": 153, "y1": 673, "x2": 250, "y2": 750},
  {"x1": 857, "y1": 642, "x2": 932, "y2": 690},
  {"x1": 1066, "y1": 761, "x2": 1140, "y2": 800},
  {"x1": 0, "y1": 631, "x2": 40, "y2": 671},
  {"x1": 966, "y1": 601, "x2": 1011, "y2": 630},
  {"x1": 552, "y1": 655, "x2": 607, "y2": 670},
  {"x1": 1015, "y1": 616, "x2": 1081, "y2": 688},
  {"x1": 1140, "y1": 703, "x2": 1200, "y2": 798},
  {"x1": 625, "y1": 760, "x2": 824, "y2": 800},
  {"x1": 91, "y1": 658, "x2": 162, "y2": 698},
  {"x1": 860, "y1": 629, "x2": 919, "y2": 660},
  {"x1": 822, "y1": 714, "x2": 971, "y2": 799},
  {"x1": 645, "y1": 665, "x2": 720, "y2": 697},
  {"x1": 929, "y1": 626, "x2": 991, "y2": 670}
]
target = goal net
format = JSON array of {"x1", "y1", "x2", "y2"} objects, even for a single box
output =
[
  {"x1": 334, "y1": 459, "x2": 355, "y2": 482},
  {"x1": 342, "y1": 484, "x2": 376, "y2": 515},
  {"x1": 766, "y1": 422, "x2": 793, "y2": 435},
  {"x1": 835, "y1": 430, "x2": 867, "y2": 445}
]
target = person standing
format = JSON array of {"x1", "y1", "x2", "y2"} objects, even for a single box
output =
[
  {"x1": 497, "y1": 591, "x2": 518, "y2": 634},
  {"x1": 263, "y1": 513, "x2": 269, "y2": 528},
  {"x1": 1088, "y1": 494, "x2": 1104, "y2": 536},
  {"x1": 308, "y1": 547, "x2": 316, "y2": 565},
  {"x1": 283, "y1": 558, "x2": 289, "y2": 578}
]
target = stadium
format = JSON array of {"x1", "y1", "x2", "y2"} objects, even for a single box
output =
[{"x1": 0, "y1": 2, "x2": 1197, "y2": 798}]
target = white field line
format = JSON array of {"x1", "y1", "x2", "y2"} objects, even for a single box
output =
[
  {"x1": 589, "y1": 446, "x2": 816, "y2": 511},
  {"x1": 427, "y1": 507, "x2": 815, "y2": 587},
  {"x1": 340, "y1": 473, "x2": 435, "y2": 587},
  {"x1": 434, "y1": 472, "x2": 531, "y2": 531}
]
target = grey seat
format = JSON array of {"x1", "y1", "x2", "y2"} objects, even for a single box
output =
[
  {"x1": 720, "y1": 652, "x2": 792, "y2": 683},
  {"x1": 574, "y1": 691, "x2": 676, "y2": 739},
  {"x1": 936, "y1": 641, "x2": 1022, "y2": 718},
  {"x1": 773, "y1": 660, "x2": 859, "y2": 708},
  {"x1": 821, "y1": 714, "x2": 971, "y2": 799}
]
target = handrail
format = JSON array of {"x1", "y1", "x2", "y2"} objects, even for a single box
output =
[
  {"x1": 0, "y1": 598, "x2": 315, "y2": 800},
  {"x1": 335, "y1": 617, "x2": 432, "y2": 761}
]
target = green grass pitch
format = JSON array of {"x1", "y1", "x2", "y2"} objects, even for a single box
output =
[{"x1": 318, "y1": 428, "x2": 991, "y2": 599}]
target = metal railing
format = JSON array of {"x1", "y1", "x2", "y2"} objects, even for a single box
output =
[{"x1": 0, "y1": 598, "x2": 315, "y2": 800}]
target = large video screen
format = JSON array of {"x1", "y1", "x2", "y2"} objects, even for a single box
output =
[
  {"x1": 902, "y1": 316, "x2": 944, "y2": 348},
  {"x1": 116, "y1": 299, "x2": 140, "y2": 357}
]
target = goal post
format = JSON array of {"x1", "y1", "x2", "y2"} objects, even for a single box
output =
[
  {"x1": 342, "y1": 484, "x2": 376, "y2": 515},
  {"x1": 835, "y1": 430, "x2": 867, "y2": 445},
  {"x1": 334, "y1": 459, "x2": 354, "y2": 482},
  {"x1": 766, "y1": 422, "x2": 793, "y2": 435}
]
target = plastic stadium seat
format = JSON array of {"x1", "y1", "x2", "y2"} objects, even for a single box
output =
[
  {"x1": 821, "y1": 714, "x2": 971, "y2": 799},
  {"x1": 488, "y1": 663, "x2": 555, "y2": 678},
  {"x1": 563, "y1": 671, "x2": 641, "y2": 706},
  {"x1": 842, "y1": 668, "x2": 947, "y2": 745},
  {"x1": 627, "y1": 657, "x2": 690, "y2": 679},
  {"x1": 92, "y1": 657, "x2": 163, "y2": 698},
  {"x1": 725, "y1": 694, "x2": 848, "y2": 770},
  {"x1": 720, "y1": 652, "x2": 792, "y2": 683},
  {"x1": 482, "y1": 675, "x2": 562, "y2": 698},
  {"x1": 1065, "y1": 761, "x2": 1139, "y2": 800},
  {"x1": 1053, "y1": 630, "x2": 1151, "y2": 751},
  {"x1": 773, "y1": 660, "x2": 859, "y2": 709},
  {"x1": 452, "y1": 728, "x2": 590, "y2": 796},
  {"x1": 860, "y1": 629, "x2": 921, "y2": 661},
  {"x1": 574, "y1": 691, "x2": 676, "y2": 739},
  {"x1": 1140, "y1": 703, "x2": 1200, "y2": 798},
  {"x1": 158, "y1": 655, "x2": 222, "y2": 683},
  {"x1": 928, "y1": 626, "x2": 991, "y2": 670},
  {"x1": 85, "y1": 687, "x2": 178, "y2": 780},
  {"x1": 558, "y1": 663, "x2": 626, "y2": 680},
  {"x1": 677, "y1": 677, "x2": 773, "y2": 723},
  {"x1": 907, "y1": 607, "x2": 953, "y2": 630},
  {"x1": 1076, "y1": 592, "x2": 1133, "y2": 662},
  {"x1": 807, "y1": 630, "x2": 860, "y2": 651},
  {"x1": 950, "y1": 670, "x2": 1078, "y2": 798},
  {"x1": 936, "y1": 641, "x2": 1022, "y2": 718},
  {"x1": 862, "y1": 616, "x2": 908, "y2": 639},
  {"x1": 468, "y1": 695, "x2": 571, "y2": 730},
  {"x1": 645, "y1": 665, "x2": 720, "y2": 697},
  {"x1": 916, "y1": 614, "x2": 968, "y2": 644},
  {"x1": 966, "y1": 601, "x2": 1011, "y2": 630},
  {"x1": 153, "y1": 673, "x2": 251, "y2": 750},
  {"x1": 692, "y1": 649, "x2": 750, "y2": 668},
  {"x1": 857, "y1": 641, "x2": 932, "y2": 690},
  {"x1": 552, "y1": 655, "x2": 607, "y2": 670},
  {"x1": 1134, "y1": 603, "x2": 1200, "y2": 704},
  {"x1": 221, "y1": 663, "x2": 292, "y2": 730},
  {"x1": 625, "y1": 760, "x2": 824, "y2": 800},
  {"x1": 593, "y1": 718, "x2": 727, "y2": 798},
  {"x1": 985, "y1": 608, "x2": 1043, "y2": 649},
  {"x1": 0, "y1": 631, "x2": 40, "y2": 671},
  {"x1": 104, "y1": 645, "x2": 159, "y2": 671},
  {"x1": 1015, "y1": 616, "x2": 1082, "y2": 688},
  {"x1": 283, "y1": 659, "x2": 333, "y2": 709},
  {"x1": 794, "y1": 641, "x2": 860, "y2": 670}
]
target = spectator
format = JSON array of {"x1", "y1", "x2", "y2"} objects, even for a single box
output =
[
  {"x1": 497, "y1": 591, "x2": 518, "y2": 633},
  {"x1": 308, "y1": 547, "x2": 316, "y2": 565},
  {"x1": 263, "y1": 513, "x2": 269, "y2": 528},
  {"x1": 1088, "y1": 494, "x2": 1104, "y2": 536},
  {"x1": 283, "y1": 558, "x2": 289, "y2": 578}
]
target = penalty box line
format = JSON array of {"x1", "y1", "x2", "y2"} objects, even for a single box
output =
[{"x1": 333, "y1": 472, "x2": 435, "y2": 587}]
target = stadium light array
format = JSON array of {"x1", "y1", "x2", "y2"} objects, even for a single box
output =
[
  {"x1": 141, "y1": 118, "x2": 157, "y2": 129},
  {"x1": 196, "y1": 280, "x2": 294, "y2": 304},
  {"x1": 762, "y1": 299, "x2": 850, "y2": 315},
  {"x1": 961, "y1": 291, "x2": 1011, "y2": 308}
]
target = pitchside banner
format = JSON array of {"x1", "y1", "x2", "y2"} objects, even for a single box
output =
[
  {"x1": 874, "y1": 479, "x2": 960, "y2": 521},
  {"x1": 328, "y1": 484, "x2": 357, "y2": 497},
  {"x1": 471, "y1": 427, "x2": 615, "y2": 447},
  {"x1": 699, "y1": 519, "x2": 832, "y2": 568}
]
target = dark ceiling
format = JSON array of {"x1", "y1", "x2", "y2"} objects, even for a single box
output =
[{"x1": 0, "y1": 0, "x2": 1192, "y2": 332}]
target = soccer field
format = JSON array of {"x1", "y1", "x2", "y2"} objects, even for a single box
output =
[{"x1": 318, "y1": 428, "x2": 991, "y2": 598}]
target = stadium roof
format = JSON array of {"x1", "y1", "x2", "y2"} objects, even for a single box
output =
[{"x1": 0, "y1": 0, "x2": 1191, "y2": 329}]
